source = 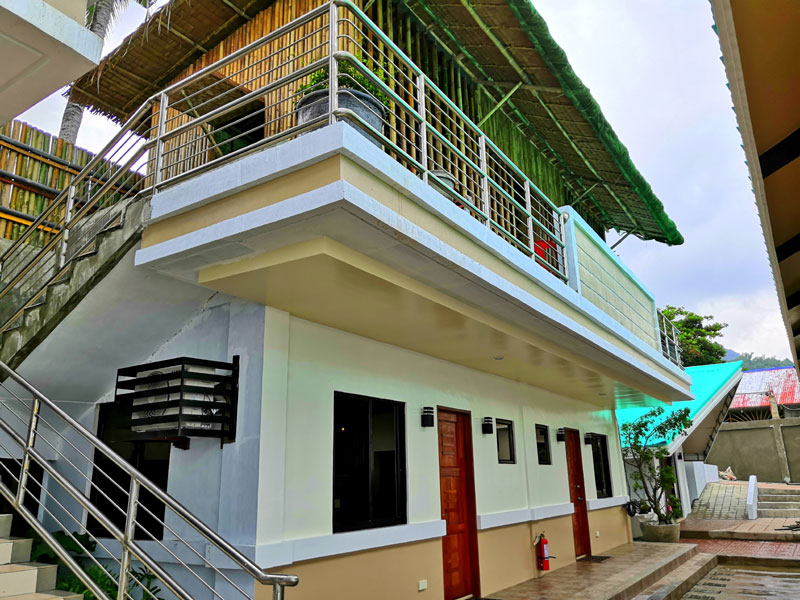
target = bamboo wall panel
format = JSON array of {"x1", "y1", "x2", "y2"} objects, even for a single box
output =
[{"x1": 0, "y1": 121, "x2": 92, "y2": 245}]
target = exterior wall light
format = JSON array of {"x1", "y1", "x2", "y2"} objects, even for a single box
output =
[
  {"x1": 482, "y1": 417, "x2": 494, "y2": 435},
  {"x1": 421, "y1": 407, "x2": 435, "y2": 428},
  {"x1": 584, "y1": 432, "x2": 595, "y2": 445},
  {"x1": 556, "y1": 428, "x2": 565, "y2": 442}
]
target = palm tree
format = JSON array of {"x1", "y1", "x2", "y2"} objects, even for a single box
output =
[{"x1": 58, "y1": 0, "x2": 153, "y2": 144}]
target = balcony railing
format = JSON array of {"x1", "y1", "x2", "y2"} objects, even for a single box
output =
[
  {"x1": 0, "y1": 0, "x2": 682, "y2": 367},
  {"x1": 658, "y1": 310, "x2": 683, "y2": 367}
]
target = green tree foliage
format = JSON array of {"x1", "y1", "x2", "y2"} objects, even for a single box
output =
[
  {"x1": 661, "y1": 305, "x2": 727, "y2": 367},
  {"x1": 736, "y1": 352, "x2": 792, "y2": 371},
  {"x1": 621, "y1": 407, "x2": 692, "y2": 524}
]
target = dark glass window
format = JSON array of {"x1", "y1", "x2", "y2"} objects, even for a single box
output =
[
  {"x1": 333, "y1": 392, "x2": 406, "y2": 533},
  {"x1": 535, "y1": 424, "x2": 551, "y2": 465},
  {"x1": 88, "y1": 403, "x2": 171, "y2": 540},
  {"x1": 590, "y1": 434, "x2": 613, "y2": 499},
  {"x1": 496, "y1": 419, "x2": 515, "y2": 464}
]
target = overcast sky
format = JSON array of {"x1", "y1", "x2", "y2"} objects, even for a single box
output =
[{"x1": 16, "y1": 0, "x2": 791, "y2": 359}]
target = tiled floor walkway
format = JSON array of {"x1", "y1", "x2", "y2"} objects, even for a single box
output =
[
  {"x1": 681, "y1": 518, "x2": 800, "y2": 541},
  {"x1": 489, "y1": 542, "x2": 693, "y2": 600},
  {"x1": 690, "y1": 482, "x2": 747, "y2": 519},
  {"x1": 682, "y1": 565, "x2": 800, "y2": 599},
  {"x1": 681, "y1": 538, "x2": 800, "y2": 558}
]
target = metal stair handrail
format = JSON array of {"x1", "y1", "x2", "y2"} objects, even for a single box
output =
[{"x1": 0, "y1": 359, "x2": 298, "y2": 600}]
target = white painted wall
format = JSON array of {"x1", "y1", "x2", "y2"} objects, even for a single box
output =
[
  {"x1": 684, "y1": 461, "x2": 718, "y2": 507},
  {"x1": 270, "y1": 315, "x2": 627, "y2": 544}
]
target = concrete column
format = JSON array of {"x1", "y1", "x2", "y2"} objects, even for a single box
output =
[{"x1": 771, "y1": 423, "x2": 791, "y2": 483}]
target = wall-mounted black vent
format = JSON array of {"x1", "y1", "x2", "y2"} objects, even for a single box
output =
[{"x1": 114, "y1": 357, "x2": 239, "y2": 448}]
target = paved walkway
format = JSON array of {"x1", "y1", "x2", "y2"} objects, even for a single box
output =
[
  {"x1": 681, "y1": 517, "x2": 800, "y2": 541},
  {"x1": 490, "y1": 542, "x2": 693, "y2": 600},
  {"x1": 690, "y1": 482, "x2": 748, "y2": 519},
  {"x1": 681, "y1": 538, "x2": 800, "y2": 559}
]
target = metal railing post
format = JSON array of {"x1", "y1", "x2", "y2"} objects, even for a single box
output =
[
  {"x1": 56, "y1": 185, "x2": 76, "y2": 270},
  {"x1": 478, "y1": 134, "x2": 490, "y2": 226},
  {"x1": 273, "y1": 583, "x2": 285, "y2": 600},
  {"x1": 328, "y1": 2, "x2": 338, "y2": 125},
  {"x1": 416, "y1": 75, "x2": 428, "y2": 183},
  {"x1": 153, "y1": 93, "x2": 169, "y2": 187},
  {"x1": 524, "y1": 181, "x2": 534, "y2": 251},
  {"x1": 16, "y1": 396, "x2": 40, "y2": 508},
  {"x1": 116, "y1": 479, "x2": 140, "y2": 600}
]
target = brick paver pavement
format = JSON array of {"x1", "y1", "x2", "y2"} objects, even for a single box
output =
[
  {"x1": 681, "y1": 537, "x2": 800, "y2": 558},
  {"x1": 681, "y1": 518, "x2": 800, "y2": 541},
  {"x1": 689, "y1": 482, "x2": 748, "y2": 519}
]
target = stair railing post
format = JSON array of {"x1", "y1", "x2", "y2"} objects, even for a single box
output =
[
  {"x1": 57, "y1": 185, "x2": 76, "y2": 270},
  {"x1": 328, "y1": 1, "x2": 338, "y2": 126},
  {"x1": 117, "y1": 478, "x2": 140, "y2": 600},
  {"x1": 16, "y1": 395, "x2": 41, "y2": 508},
  {"x1": 153, "y1": 93, "x2": 169, "y2": 187},
  {"x1": 273, "y1": 583, "x2": 286, "y2": 600}
]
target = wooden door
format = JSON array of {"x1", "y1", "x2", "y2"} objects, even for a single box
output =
[
  {"x1": 565, "y1": 428, "x2": 592, "y2": 558},
  {"x1": 438, "y1": 409, "x2": 479, "y2": 600}
]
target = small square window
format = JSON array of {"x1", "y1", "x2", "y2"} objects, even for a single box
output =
[
  {"x1": 496, "y1": 419, "x2": 515, "y2": 464},
  {"x1": 536, "y1": 424, "x2": 551, "y2": 465}
]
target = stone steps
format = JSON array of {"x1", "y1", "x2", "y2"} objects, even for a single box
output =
[
  {"x1": 758, "y1": 501, "x2": 800, "y2": 509},
  {"x1": 631, "y1": 553, "x2": 717, "y2": 600},
  {"x1": 0, "y1": 516, "x2": 81, "y2": 600},
  {"x1": 608, "y1": 543, "x2": 699, "y2": 600},
  {"x1": 760, "y1": 493, "x2": 800, "y2": 502},
  {"x1": 758, "y1": 508, "x2": 800, "y2": 518}
]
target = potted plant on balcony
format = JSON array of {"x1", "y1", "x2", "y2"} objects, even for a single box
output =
[
  {"x1": 621, "y1": 406, "x2": 692, "y2": 543},
  {"x1": 296, "y1": 54, "x2": 390, "y2": 142}
]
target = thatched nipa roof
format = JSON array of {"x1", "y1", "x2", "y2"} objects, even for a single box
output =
[
  {"x1": 405, "y1": 0, "x2": 682, "y2": 245},
  {"x1": 70, "y1": 0, "x2": 276, "y2": 121}
]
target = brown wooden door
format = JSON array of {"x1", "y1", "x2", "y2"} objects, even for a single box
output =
[
  {"x1": 438, "y1": 409, "x2": 479, "y2": 600},
  {"x1": 565, "y1": 428, "x2": 592, "y2": 558}
]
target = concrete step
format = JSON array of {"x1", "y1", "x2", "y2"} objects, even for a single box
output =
[
  {"x1": 759, "y1": 493, "x2": 800, "y2": 502},
  {"x1": 2, "y1": 593, "x2": 82, "y2": 600},
  {"x1": 608, "y1": 543, "x2": 698, "y2": 600},
  {"x1": 0, "y1": 518, "x2": 11, "y2": 540},
  {"x1": 0, "y1": 540, "x2": 31, "y2": 566},
  {"x1": 757, "y1": 508, "x2": 800, "y2": 518},
  {"x1": 0, "y1": 564, "x2": 56, "y2": 598},
  {"x1": 632, "y1": 553, "x2": 717, "y2": 600},
  {"x1": 758, "y1": 501, "x2": 800, "y2": 509},
  {"x1": 758, "y1": 487, "x2": 800, "y2": 496}
]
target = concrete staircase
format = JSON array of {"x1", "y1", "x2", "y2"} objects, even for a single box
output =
[
  {"x1": 0, "y1": 197, "x2": 147, "y2": 372},
  {"x1": 758, "y1": 487, "x2": 800, "y2": 518},
  {"x1": 631, "y1": 549, "x2": 717, "y2": 600},
  {"x1": 0, "y1": 515, "x2": 80, "y2": 600}
]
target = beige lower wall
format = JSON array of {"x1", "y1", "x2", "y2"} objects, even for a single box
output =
[
  {"x1": 259, "y1": 540, "x2": 445, "y2": 600},
  {"x1": 588, "y1": 506, "x2": 632, "y2": 555},
  {"x1": 261, "y1": 509, "x2": 631, "y2": 600}
]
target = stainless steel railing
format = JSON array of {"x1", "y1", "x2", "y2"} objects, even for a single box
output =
[
  {"x1": 657, "y1": 309, "x2": 683, "y2": 367},
  {"x1": 0, "y1": 360, "x2": 298, "y2": 600},
  {"x1": 0, "y1": 0, "x2": 569, "y2": 334}
]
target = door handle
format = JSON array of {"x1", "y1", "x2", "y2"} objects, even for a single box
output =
[{"x1": 578, "y1": 496, "x2": 584, "y2": 501}]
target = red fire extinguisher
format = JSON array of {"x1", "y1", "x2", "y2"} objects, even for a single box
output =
[{"x1": 535, "y1": 532, "x2": 552, "y2": 571}]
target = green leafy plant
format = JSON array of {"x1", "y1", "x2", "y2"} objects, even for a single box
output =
[
  {"x1": 298, "y1": 54, "x2": 391, "y2": 107},
  {"x1": 26, "y1": 528, "x2": 164, "y2": 600},
  {"x1": 661, "y1": 305, "x2": 727, "y2": 367},
  {"x1": 621, "y1": 407, "x2": 692, "y2": 524}
]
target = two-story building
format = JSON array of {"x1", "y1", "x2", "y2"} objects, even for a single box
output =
[{"x1": 0, "y1": 1, "x2": 693, "y2": 599}]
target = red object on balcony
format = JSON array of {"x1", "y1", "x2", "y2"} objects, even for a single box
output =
[{"x1": 534, "y1": 240, "x2": 558, "y2": 276}]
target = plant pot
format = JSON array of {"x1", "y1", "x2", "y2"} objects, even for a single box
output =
[
  {"x1": 296, "y1": 89, "x2": 387, "y2": 145},
  {"x1": 430, "y1": 169, "x2": 459, "y2": 199},
  {"x1": 640, "y1": 522, "x2": 680, "y2": 543}
]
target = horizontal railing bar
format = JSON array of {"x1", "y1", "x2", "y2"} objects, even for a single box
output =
[{"x1": 0, "y1": 360, "x2": 298, "y2": 587}]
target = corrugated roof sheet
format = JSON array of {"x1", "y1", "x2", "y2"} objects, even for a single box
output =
[
  {"x1": 730, "y1": 366, "x2": 800, "y2": 409},
  {"x1": 617, "y1": 361, "x2": 743, "y2": 447}
]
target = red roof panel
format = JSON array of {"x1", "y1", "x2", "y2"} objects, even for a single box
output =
[{"x1": 730, "y1": 367, "x2": 800, "y2": 409}]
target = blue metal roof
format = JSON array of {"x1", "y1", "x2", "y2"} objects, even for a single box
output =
[{"x1": 617, "y1": 361, "x2": 743, "y2": 447}]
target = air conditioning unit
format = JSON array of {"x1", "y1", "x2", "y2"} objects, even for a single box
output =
[{"x1": 114, "y1": 357, "x2": 239, "y2": 447}]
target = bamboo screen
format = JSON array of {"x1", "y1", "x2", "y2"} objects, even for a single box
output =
[{"x1": 0, "y1": 121, "x2": 93, "y2": 245}]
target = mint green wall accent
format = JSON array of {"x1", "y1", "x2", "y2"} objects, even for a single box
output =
[{"x1": 566, "y1": 207, "x2": 659, "y2": 349}]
